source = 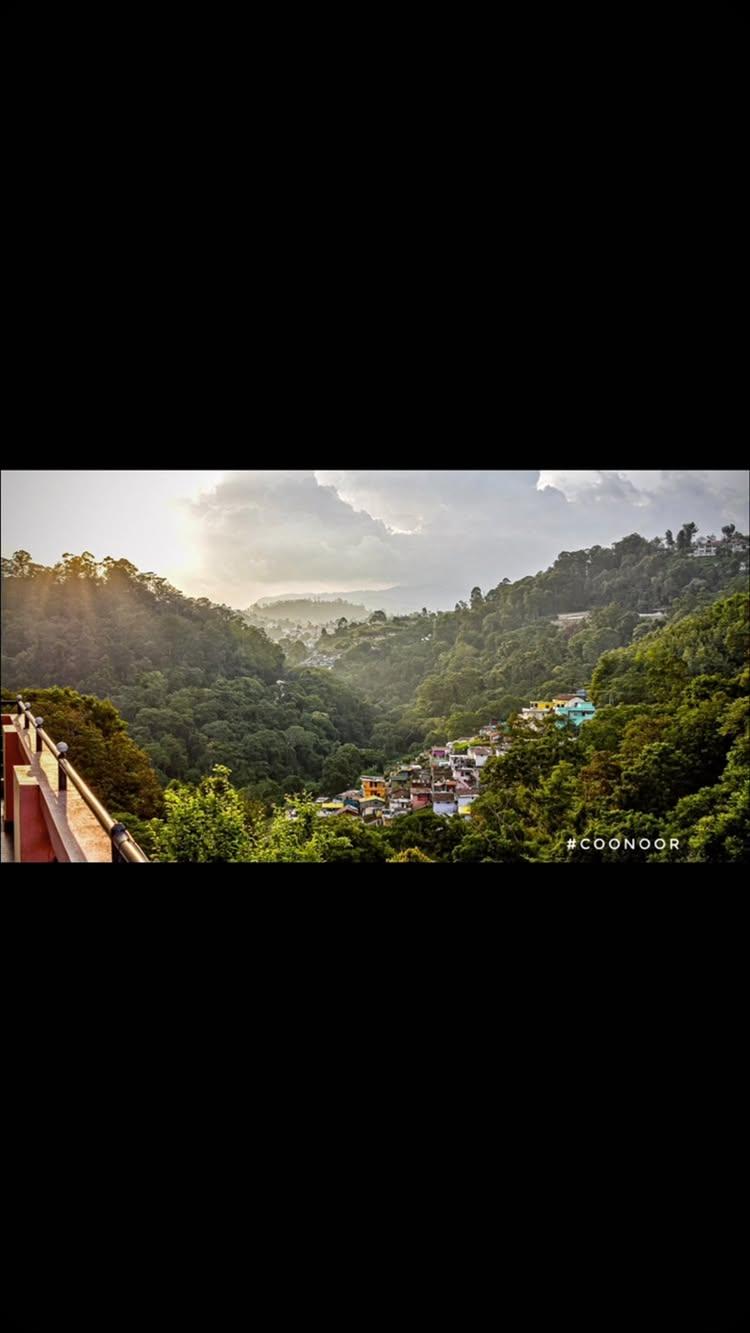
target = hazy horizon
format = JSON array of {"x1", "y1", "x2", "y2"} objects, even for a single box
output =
[{"x1": 2, "y1": 469, "x2": 748, "y2": 611}]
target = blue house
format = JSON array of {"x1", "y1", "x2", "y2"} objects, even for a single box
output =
[{"x1": 555, "y1": 699, "x2": 596, "y2": 728}]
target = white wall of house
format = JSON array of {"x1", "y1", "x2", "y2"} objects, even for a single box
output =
[{"x1": 434, "y1": 800, "x2": 458, "y2": 816}]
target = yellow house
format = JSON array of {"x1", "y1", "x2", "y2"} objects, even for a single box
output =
[
  {"x1": 361, "y1": 776, "x2": 387, "y2": 800},
  {"x1": 529, "y1": 700, "x2": 555, "y2": 712}
]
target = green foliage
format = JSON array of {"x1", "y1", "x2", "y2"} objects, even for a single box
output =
[
  {"x1": 381, "y1": 810, "x2": 467, "y2": 860},
  {"x1": 451, "y1": 808, "x2": 533, "y2": 862},
  {"x1": 150, "y1": 766, "x2": 254, "y2": 862},
  {"x1": 2, "y1": 553, "x2": 284, "y2": 693},
  {"x1": 388, "y1": 847, "x2": 434, "y2": 862},
  {"x1": 2, "y1": 554, "x2": 376, "y2": 797},
  {"x1": 590, "y1": 594, "x2": 749, "y2": 706},
  {"x1": 249, "y1": 794, "x2": 389, "y2": 863},
  {"x1": 473, "y1": 594, "x2": 750, "y2": 862},
  {"x1": 445, "y1": 708, "x2": 484, "y2": 740},
  {"x1": 110, "y1": 809, "x2": 159, "y2": 859},
  {"x1": 321, "y1": 743, "x2": 368, "y2": 795},
  {"x1": 323, "y1": 530, "x2": 747, "y2": 752},
  {"x1": 664, "y1": 778, "x2": 749, "y2": 862}
]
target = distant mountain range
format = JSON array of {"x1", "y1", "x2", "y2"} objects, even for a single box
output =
[
  {"x1": 250, "y1": 584, "x2": 467, "y2": 616},
  {"x1": 251, "y1": 592, "x2": 373, "y2": 611},
  {"x1": 245, "y1": 597, "x2": 369, "y2": 626}
]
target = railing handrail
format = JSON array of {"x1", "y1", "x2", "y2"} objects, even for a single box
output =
[{"x1": 5, "y1": 697, "x2": 150, "y2": 863}]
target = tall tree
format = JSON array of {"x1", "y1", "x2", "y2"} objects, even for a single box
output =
[
  {"x1": 678, "y1": 521, "x2": 698, "y2": 551},
  {"x1": 151, "y1": 766, "x2": 254, "y2": 862},
  {"x1": 320, "y1": 743, "x2": 365, "y2": 794}
]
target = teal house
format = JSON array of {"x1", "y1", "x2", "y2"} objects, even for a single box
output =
[{"x1": 555, "y1": 699, "x2": 596, "y2": 728}]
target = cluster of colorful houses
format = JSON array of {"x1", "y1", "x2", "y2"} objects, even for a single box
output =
[
  {"x1": 315, "y1": 695, "x2": 597, "y2": 825},
  {"x1": 316, "y1": 727, "x2": 506, "y2": 824},
  {"x1": 518, "y1": 689, "x2": 596, "y2": 728}
]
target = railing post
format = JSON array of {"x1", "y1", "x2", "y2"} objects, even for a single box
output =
[
  {"x1": 17, "y1": 696, "x2": 24, "y2": 717},
  {"x1": 57, "y1": 742, "x2": 68, "y2": 791},
  {"x1": 24, "y1": 707, "x2": 30, "y2": 729},
  {"x1": 35, "y1": 719, "x2": 44, "y2": 753},
  {"x1": 111, "y1": 822, "x2": 128, "y2": 862}
]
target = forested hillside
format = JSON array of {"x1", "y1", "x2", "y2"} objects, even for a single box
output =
[
  {"x1": 1, "y1": 551, "x2": 376, "y2": 805},
  {"x1": 323, "y1": 525, "x2": 748, "y2": 755},
  {"x1": 159, "y1": 594, "x2": 747, "y2": 863},
  {"x1": 459, "y1": 592, "x2": 750, "y2": 862},
  {"x1": 1, "y1": 551, "x2": 284, "y2": 693}
]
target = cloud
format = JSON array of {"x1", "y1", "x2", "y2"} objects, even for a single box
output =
[
  {"x1": 538, "y1": 470, "x2": 648, "y2": 505},
  {"x1": 315, "y1": 470, "x2": 543, "y2": 534},
  {"x1": 540, "y1": 470, "x2": 749, "y2": 524},
  {"x1": 184, "y1": 469, "x2": 749, "y2": 608},
  {"x1": 186, "y1": 471, "x2": 411, "y2": 602}
]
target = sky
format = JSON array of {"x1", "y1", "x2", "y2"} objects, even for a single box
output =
[{"x1": 2, "y1": 469, "x2": 748, "y2": 611}]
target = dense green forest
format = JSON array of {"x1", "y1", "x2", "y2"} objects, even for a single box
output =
[
  {"x1": 2, "y1": 524, "x2": 748, "y2": 862},
  {"x1": 146, "y1": 592, "x2": 748, "y2": 862},
  {"x1": 323, "y1": 525, "x2": 748, "y2": 755},
  {"x1": 1, "y1": 550, "x2": 378, "y2": 807},
  {"x1": 462, "y1": 592, "x2": 750, "y2": 862}
]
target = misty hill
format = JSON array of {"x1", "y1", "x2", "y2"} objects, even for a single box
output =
[
  {"x1": 245, "y1": 597, "x2": 368, "y2": 625},
  {"x1": 252, "y1": 586, "x2": 464, "y2": 615}
]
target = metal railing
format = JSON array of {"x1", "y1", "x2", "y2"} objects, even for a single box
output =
[{"x1": 2, "y1": 697, "x2": 149, "y2": 862}]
